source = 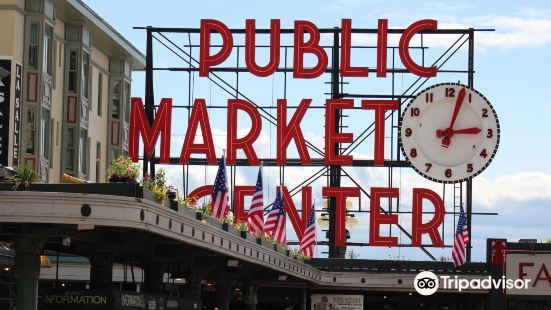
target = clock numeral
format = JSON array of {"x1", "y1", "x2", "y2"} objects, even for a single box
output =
[
  {"x1": 410, "y1": 108, "x2": 420, "y2": 117},
  {"x1": 425, "y1": 93, "x2": 434, "y2": 102},
  {"x1": 480, "y1": 149, "x2": 488, "y2": 159},
  {"x1": 468, "y1": 93, "x2": 472, "y2": 103},
  {"x1": 482, "y1": 108, "x2": 488, "y2": 118},
  {"x1": 487, "y1": 129, "x2": 493, "y2": 138},
  {"x1": 410, "y1": 148, "x2": 417, "y2": 158},
  {"x1": 445, "y1": 87, "x2": 456, "y2": 97},
  {"x1": 445, "y1": 169, "x2": 452, "y2": 178},
  {"x1": 405, "y1": 128, "x2": 412, "y2": 137},
  {"x1": 425, "y1": 163, "x2": 432, "y2": 172},
  {"x1": 467, "y1": 163, "x2": 473, "y2": 173}
]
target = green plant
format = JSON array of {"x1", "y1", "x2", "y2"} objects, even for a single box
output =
[
  {"x1": 233, "y1": 221, "x2": 248, "y2": 231},
  {"x1": 220, "y1": 211, "x2": 234, "y2": 224},
  {"x1": 346, "y1": 249, "x2": 359, "y2": 259},
  {"x1": 290, "y1": 248, "x2": 311, "y2": 260},
  {"x1": 8, "y1": 164, "x2": 40, "y2": 190},
  {"x1": 178, "y1": 196, "x2": 199, "y2": 210},
  {"x1": 106, "y1": 156, "x2": 140, "y2": 182}
]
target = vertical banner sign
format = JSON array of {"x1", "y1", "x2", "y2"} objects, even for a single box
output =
[
  {"x1": 13, "y1": 63, "x2": 21, "y2": 167},
  {"x1": 0, "y1": 60, "x2": 12, "y2": 166}
]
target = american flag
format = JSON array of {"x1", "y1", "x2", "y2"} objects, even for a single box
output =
[
  {"x1": 247, "y1": 166, "x2": 264, "y2": 234},
  {"x1": 264, "y1": 188, "x2": 286, "y2": 244},
  {"x1": 452, "y1": 206, "x2": 470, "y2": 268},
  {"x1": 298, "y1": 203, "x2": 316, "y2": 258},
  {"x1": 209, "y1": 155, "x2": 230, "y2": 219}
]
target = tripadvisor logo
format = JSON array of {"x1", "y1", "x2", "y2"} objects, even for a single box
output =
[
  {"x1": 413, "y1": 271, "x2": 531, "y2": 296},
  {"x1": 414, "y1": 271, "x2": 439, "y2": 296}
]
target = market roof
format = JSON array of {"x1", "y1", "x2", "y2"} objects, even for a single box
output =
[{"x1": 55, "y1": 0, "x2": 146, "y2": 70}]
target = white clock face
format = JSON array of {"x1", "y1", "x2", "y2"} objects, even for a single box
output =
[{"x1": 399, "y1": 83, "x2": 500, "y2": 183}]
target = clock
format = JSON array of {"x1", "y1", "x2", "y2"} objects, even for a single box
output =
[{"x1": 399, "y1": 82, "x2": 500, "y2": 183}]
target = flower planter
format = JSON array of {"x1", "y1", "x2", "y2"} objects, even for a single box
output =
[
  {"x1": 108, "y1": 175, "x2": 135, "y2": 183},
  {"x1": 143, "y1": 188, "x2": 162, "y2": 204},
  {"x1": 240, "y1": 231, "x2": 257, "y2": 243},
  {"x1": 206, "y1": 216, "x2": 224, "y2": 229},
  {"x1": 259, "y1": 238, "x2": 273, "y2": 249},
  {"x1": 0, "y1": 182, "x2": 142, "y2": 197},
  {"x1": 206, "y1": 216, "x2": 223, "y2": 229},
  {"x1": 224, "y1": 223, "x2": 241, "y2": 236},
  {"x1": 179, "y1": 205, "x2": 197, "y2": 218},
  {"x1": 273, "y1": 244, "x2": 288, "y2": 255}
]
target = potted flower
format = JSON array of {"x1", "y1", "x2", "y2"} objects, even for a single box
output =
[
  {"x1": 6, "y1": 164, "x2": 40, "y2": 190},
  {"x1": 178, "y1": 196, "x2": 199, "y2": 218},
  {"x1": 106, "y1": 156, "x2": 140, "y2": 183}
]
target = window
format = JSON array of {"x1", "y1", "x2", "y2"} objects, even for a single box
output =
[
  {"x1": 28, "y1": 22, "x2": 39, "y2": 69},
  {"x1": 25, "y1": 109, "x2": 36, "y2": 154},
  {"x1": 43, "y1": 25, "x2": 53, "y2": 76},
  {"x1": 112, "y1": 80, "x2": 120, "y2": 119},
  {"x1": 78, "y1": 129, "x2": 87, "y2": 175},
  {"x1": 65, "y1": 128, "x2": 74, "y2": 171},
  {"x1": 40, "y1": 109, "x2": 50, "y2": 160},
  {"x1": 68, "y1": 50, "x2": 78, "y2": 92},
  {"x1": 82, "y1": 51, "x2": 90, "y2": 99},
  {"x1": 95, "y1": 142, "x2": 101, "y2": 182},
  {"x1": 97, "y1": 73, "x2": 103, "y2": 116},
  {"x1": 124, "y1": 81, "x2": 130, "y2": 122}
]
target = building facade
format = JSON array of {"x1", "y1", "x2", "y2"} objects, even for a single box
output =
[{"x1": 0, "y1": 0, "x2": 144, "y2": 183}]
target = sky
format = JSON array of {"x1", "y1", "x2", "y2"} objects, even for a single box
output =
[{"x1": 83, "y1": 0, "x2": 551, "y2": 262}]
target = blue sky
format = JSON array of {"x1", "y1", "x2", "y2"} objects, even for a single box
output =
[{"x1": 84, "y1": 0, "x2": 551, "y2": 261}]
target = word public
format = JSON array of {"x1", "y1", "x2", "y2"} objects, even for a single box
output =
[
  {"x1": 128, "y1": 19, "x2": 447, "y2": 248},
  {"x1": 199, "y1": 19, "x2": 439, "y2": 78}
]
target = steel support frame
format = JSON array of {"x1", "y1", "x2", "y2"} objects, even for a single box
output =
[{"x1": 138, "y1": 24, "x2": 489, "y2": 261}]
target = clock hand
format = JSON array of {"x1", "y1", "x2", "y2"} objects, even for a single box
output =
[
  {"x1": 448, "y1": 87, "x2": 466, "y2": 131},
  {"x1": 453, "y1": 127, "x2": 481, "y2": 135},
  {"x1": 436, "y1": 127, "x2": 481, "y2": 138},
  {"x1": 440, "y1": 88, "x2": 467, "y2": 148}
]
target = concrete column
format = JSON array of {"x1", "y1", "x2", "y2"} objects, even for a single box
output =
[
  {"x1": 14, "y1": 236, "x2": 45, "y2": 310},
  {"x1": 143, "y1": 261, "x2": 163, "y2": 294},
  {"x1": 184, "y1": 271, "x2": 204, "y2": 310},
  {"x1": 215, "y1": 276, "x2": 232, "y2": 310},
  {"x1": 300, "y1": 288, "x2": 307, "y2": 310},
  {"x1": 89, "y1": 252, "x2": 114, "y2": 289},
  {"x1": 244, "y1": 284, "x2": 258, "y2": 310}
]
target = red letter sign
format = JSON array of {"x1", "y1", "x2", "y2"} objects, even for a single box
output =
[
  {"x1": 180, "y1": 99, "x2": 217, "y2": 164},
  {"x1": 323, "y1": 187, "x2": 359, "y2": 247},
  {"x1": 340, "y1": 19, "x2": 369, "y2": 77},
  {"x1": 227, "y1": 99, "x2": 261, "y2": 165},
  {"x1": 233, "y1": 186, "x2": 256, "y2": 223},
  {"x1": 129, "y1": 98, "x2": 172, "y2": 164},
  {"x1": 399, "y1": 19, "x2": 438, "y2": 77},
  {"x1": 411, "y1": 188, "x2": 445, "y2": 247},
  {"x1": 294, "y1": 21, "x2": 328, "y2": 78},
  {"x1": 325, "y1": 99, "x2": 354, "y2": 165},
  {"x1": 200, "y1": 19, "x2": 233, "y2": 77},
  {"x1": 361, "y1": 100, "x2": 399, "y2": 165},
  {"x1": 279, "y1": 186, "x2": 312, "y2": 240},
  {"x1": 370, "y1": 187, "x2": 399, "y2": 246},
  {"x1": 277, "y1": 99, "x2": 311, "y2": 165},
  {"x1": 377, "y1": 19, "x2": 388, "y2": 77},
  {"x1": 246, "y1": 19, "x2": 280, "y2": 77}
]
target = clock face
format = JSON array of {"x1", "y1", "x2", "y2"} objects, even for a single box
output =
[{"x1": 399, "y1": 83, "x2": 500, "y2": 183}]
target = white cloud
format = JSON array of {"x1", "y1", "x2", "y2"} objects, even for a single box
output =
[
  {"x1": 474, "y1": 17, "x2": 551, "y2": 48},
  {"x1": 347, "y1": 17, "x2": 551, "y2": 49},
  {"x1": 473, "y1": 172, "x2": 551, "y2": 209}
]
